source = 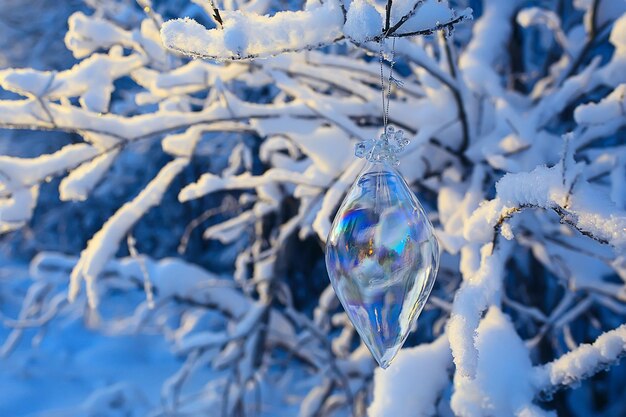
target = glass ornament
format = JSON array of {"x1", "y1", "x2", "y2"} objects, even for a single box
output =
[{"x1": 325, "y1": 126, "x2": 440, "y2": 368}]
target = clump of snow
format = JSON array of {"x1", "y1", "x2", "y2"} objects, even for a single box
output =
[
  {"x1": 0, "y1": 144, "x2": 107, "y2": 231},
  {"x1": 517, "y1": 7, "x2": 568, "y2": 51},
  {"x1": 451, "y1": 307, "x2": 544, "y2": 417},
  {"x1": 390, "y1": 0, "x2": 460, "y2": 34},
  {"x1": 597, "y1": 14, "x2": 626, "y2": 86},
  {"x1": 495, "y1": 165, "x2": 565, "y2": 208},
  {"x1": 344, "y1": 0, "x2": 382, "y2": 42},
  {"x1": 517, "y1": 7, "x2": 561, "y2": 29},
  {"x1": 178, "y1": 169, "x2": 321, "y2": 202},
  {"x1": 575, "y1": 84, "x2": 626, "y2": 125},
  {"x1": 368, "y1": 335, "x2": 451, "y2": 417},
  {"x1": 65, "y1": 12, "x2": 136, "y2": 59},
  {"x1": 204, "y1": 211, "x2": 255, "y2": 243},
  {"x1": 161, "y1": 0, "x2": 470, "y2": 58},
  {"x1": 0, "y1": 51, "x2": 143, "y2": 113},
  {"x1": 437, "y1": 168, "x2": 486, "y2": 254},
  {"x1": 500, "y1": 222, "x2": 514, "y2": 240},
  {"x1": 161, "y1": 125, "x2": 208, "y2": 158}
]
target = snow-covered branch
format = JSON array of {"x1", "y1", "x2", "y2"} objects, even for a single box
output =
[
  {"x1": 534, "y1": 324, "x2": 626, "y2": 393},
  {"x1": 161, "y1": 0, "x2": 471, "y2": 60}
]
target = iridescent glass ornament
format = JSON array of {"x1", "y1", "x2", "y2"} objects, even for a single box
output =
[{"x1": 325, "y1": 126, "x2": 439, "y2": 368}]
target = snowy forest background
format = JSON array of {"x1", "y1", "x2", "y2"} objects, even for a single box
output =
[{"x1": 0, "y1": 0, "x2": 625, "y2": 416}]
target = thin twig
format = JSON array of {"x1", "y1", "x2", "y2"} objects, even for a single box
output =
[
  {"x1": 373, "y1": 14, "x2": 470, "y2": 41},
  {"x1": 442, "y1": 34, "x2": 470, "y2": 153},
  {"x1": 384, "y1": 0, "x2": 393, "y2": 34}
]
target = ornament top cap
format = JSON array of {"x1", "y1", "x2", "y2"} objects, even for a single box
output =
[{"x1": 355, "y1": 126, "x2": 410, "y2": 166}]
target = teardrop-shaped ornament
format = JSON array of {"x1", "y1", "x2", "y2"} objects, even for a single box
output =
[{"x1": 325, "y1": 126, "x2": 440, "y2": 368}]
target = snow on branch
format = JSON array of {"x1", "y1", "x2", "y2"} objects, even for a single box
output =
[
  {"x1": 459, "y1": 0, "x2": 519, "y2": 94},
  {"x1": 448, "y1": 136, "x2": 626, "y2": 381},
  {"x1": 447, "y1": 242, "x2": 509, "y2": 378},
  {"x1": 0, "y1": 144, "x2": 99, "y2": 232},
  {"x1": 160, "y1": 0, "x2": 471, "y2": 60},
  {"x1": 177, "y1": 301, "x2": 268, "y2": 352},
  {"x1": 574, "y1": 84, "x2": 626, "y2": 126},
  {"x1": 65, "y1": 11, "x2": 167, "y2": 66},
  {"x1": 65, "y1": 12, "x2": 137, "y2": 58},
  {"x1": 451, "y1": 308, "x2": 549, "y2": 417},
  {"x1": 534, "y1": 324, "x2": 626, "y2": 393},
  {"x1": 161, "y1": 1, "x2": 345, "y2": 60},
  {"x1": 69, "y1": 158, "x2": 189, "y2": 308},
  {"x1": 178, "y1": 169, "x2": 326, "y2": 202},
  {"x1": 465, "y1": 161, "x2": 626, "y2": 251},
  {"x1": 59, "y1": 149, "x2": 119, "y2": 201},
  {"x1": 1, "y1": 37, "x2": 144, "y2": 114}
]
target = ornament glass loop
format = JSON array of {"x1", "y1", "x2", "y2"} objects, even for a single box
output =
[{"x1": 325, "y1": 140, "x2": 439, "y2": 368}]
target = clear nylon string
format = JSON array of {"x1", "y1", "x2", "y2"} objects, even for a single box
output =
[{"x1": 378, "y1": 37, "x2": 397, "y2": 131}]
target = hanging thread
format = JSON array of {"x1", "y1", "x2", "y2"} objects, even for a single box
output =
[
  {"x1": 378, "y1": 37, "x2": 397, "y2": 131},
  {"x1": 356, "y1": 36, "x2": 407, "y2": 165}
]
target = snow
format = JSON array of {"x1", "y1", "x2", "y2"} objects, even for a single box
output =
[
  {"x1": 517, "y1": 7, "x2": 567, "y2": 50},
  {"x1": 161, "y1": 0, "x2": 470, "y2": 58},
  {"x1": 59, "y1": 149, "x2": 119, "y2": 201},
  {"x1": 582, "y1": 0, "x2": 626, "y2": 34},
  {"x1": 574, "y1": 84, "x2": 626, "y2": 125},
  {"x1": 344, "y1": 0, "x2": 382, "y2": 43},
  {"x1": 1, "y1": 0, "x2": 626, "y2": 416},
  {"x1": 0, "y1": 185, "x2": 39, "y2": 233},
  {"x1": 464, "y1": 162, "x2": 626, "y2": 250},
  {"x1": 368, "y1": 335, "x2": 451, "y2": 417},
  {"x1": 390, "y1": 0, "x2": 460, "y2": 34},
  {"x1": 496, "y1": 164, "x2": 564, "y2": 208},
  {"x1": 0, "y1": 51, "x2": 142, "y2": 112},
  {"x1": 65, "y1": 12, "x2": 136, "y2": 58},
  {"x1": 451, "y1": 307, "x2": 546, "y2": 417},
  {"x1": 0, "y1": 325, "x2": 181, "y2": 416},
  {"x1": 3, "y1": 54, "x2": 141, "y2": 112},
  {"x1": 69, "y1": 158, "x2": 189, "y2": 308},
  {"x1": 459, "y1": 0, "x2": 520, "y2": 94},
  {"x1": 534, "y1": 324, "x2": 626, "y2": 392},
  {"x1": 161, "y1": 1, "x2": 344, "y2": 60},
  {"x1": 607, "y1": 14, "x2": 626, "y2": 79},
  {"x1": 448, "y1": 243, "x2": 508, "y2": 378},
  {"x1": 179, "y1": 169, "x2": 323, "y2": 202},
  {"x1": 178, "y1": 302, "x2": 267, "y2": 351},
  {"x1": 0, "y1": 144, "x2": 101, "y2": 231},
  {"x1": 0, "y1": 144, "x2": 97, "y2": 186},
  {"x1": 313, "y1": 159, "x2": 364, "y2": 241},
  {"x1": 517, "y1": 7, "x2": 561, "y2": 29}
]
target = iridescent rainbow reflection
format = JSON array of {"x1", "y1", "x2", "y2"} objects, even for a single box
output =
[{"x1": 325, "y1": 161, "x2": 439, "y2": 368}]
